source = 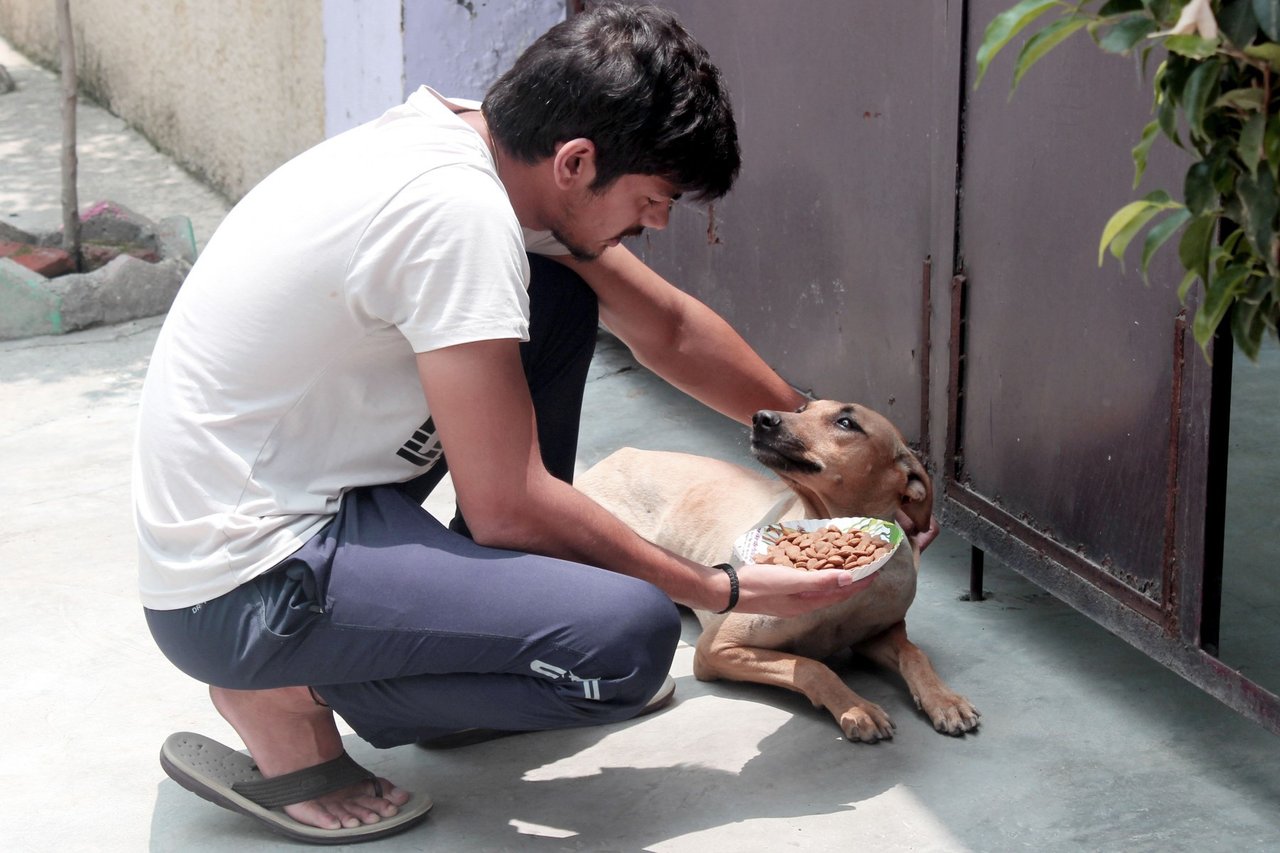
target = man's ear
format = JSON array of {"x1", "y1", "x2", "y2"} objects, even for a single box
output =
[{"x1": 552, "y1": 138, "x2": 596, "y2": 190}]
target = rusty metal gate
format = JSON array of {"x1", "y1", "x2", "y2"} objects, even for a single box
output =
[{"x1": 626, "y1": 0, "x2": 1279, "y2": 736}]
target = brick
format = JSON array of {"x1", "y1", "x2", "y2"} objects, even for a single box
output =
[{"x1": 0, "y1": 240, "x2": 75, "y2": 277}]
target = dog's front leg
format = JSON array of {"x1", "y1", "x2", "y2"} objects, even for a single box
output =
[
  {"x1": 694, "y1": 629, "x2": 895, "y2": 743},
  {"x1": 856, "y1": 621, "x2": 980, "y2": 736}
]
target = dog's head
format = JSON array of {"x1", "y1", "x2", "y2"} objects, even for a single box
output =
[{"x1": 749, "y1": 399, "x2": 933, "y2": 530}]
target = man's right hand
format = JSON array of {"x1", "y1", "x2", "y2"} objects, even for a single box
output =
[{"x1": 707, "y1": 562, "x2": 875, "y2": 619}]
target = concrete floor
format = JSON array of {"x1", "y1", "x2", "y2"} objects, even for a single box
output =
[{"x1": 2, "y1": 35, "x2": 1279, "y2": 853}]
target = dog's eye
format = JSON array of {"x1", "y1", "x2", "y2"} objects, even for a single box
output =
[{"x1": 836, "y1": 416, "x2": 864, "y2": 433}]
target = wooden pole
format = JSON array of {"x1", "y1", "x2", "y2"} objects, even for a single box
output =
[{"x1": 55, "y1": 0, "x2": 80, "y2": 270}]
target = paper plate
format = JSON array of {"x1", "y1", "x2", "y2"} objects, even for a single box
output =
[{"x1": 733, "y1": 516, "x2": 904, "y2": 581}]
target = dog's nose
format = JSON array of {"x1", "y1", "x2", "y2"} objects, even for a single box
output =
[{"x1": 753, "y1": 410, "x2": 781, "y2": 432}]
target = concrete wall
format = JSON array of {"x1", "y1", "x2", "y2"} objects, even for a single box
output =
[
  {"x1": 0, "y1": 0, "x2": 325, "y2": 202},
  {"x1": 322, "y1": 0, "x2": 566, "y2": 138},
  {"x1": 0, "y1": 0, "x2": 565, "y2": 202}
]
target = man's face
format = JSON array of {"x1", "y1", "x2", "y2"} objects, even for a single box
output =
[{"x1": 548, "y1": 174, "x2": 681, "y2": 262}]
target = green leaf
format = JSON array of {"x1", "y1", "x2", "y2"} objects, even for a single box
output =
[
  {"x1": 1254, "y1": 0, "x2": 1280, "y2": 40},
  {"x1": 1244, "y1": 42, "x2": 1280, "y2": 63},
  {"x1": 1193, "y1": 264, "x2": 1252, "y2": 348},
  {"x1": 1132, "y1": 120, "x2": 1161, "y2": 187},
  {"x1": 1100, "y1": 0, "x2": 1145, "y2": 14},
  {"x1": 975, "y1": 0, "x2": 1063, "y2": 88},
  {"x1": 1232, "y1": 306, "x2": 1265, "y2": 360},
  {"x1": 1163, "y1": 35, "x2": 1222, "y2": 59},
  {"x1": 1184, "y1": 160, "x2": 1217, "y2": 214},
  {"x1": 1182, "y1": 58, "x2": 1223, "y2": 141},
  {"x1": 1157, "y1": 82, "x2": 1184, "y2": 146},
  {"x1": 1218, "y1": 0, "x2": 1261, "y2": 47},
  {"x1": 1094, "y1": 15, "x2": 1159, "y2": 53},
  {"x1": 1237, "y1": 168, "x2": 1280, "y2": 259},
  {"x1": 1178, "y1": 213, "x2": 1217, "y2": 280},
  {"x1": 1178, "y1": 265, "x2": 1202, "y2": 303},
  {"x1": 1231, "y1": 274, "x2": 1277, "y2": 360},
  {"x1": 1214, "y1": 87, "x2": 1266, "y2": 110},
  {"x1": 1099, "y1": 190, "x2": 1177, "y2": 266},
  {"x1": 1142, "y1": 0, "x2": 1175, "y2": 20},
  {"x1": 1240, "y1": 111, "x2": 1268, "y2": 175},
  {"x1": 1013, "y1": 17, "x2": 1091, "y2": 91},
  {"x1": 1266, "y1": 114, "x2": 1280, "y2": 179},
  {"x1": 1141, "y1": 207, "x2": 1193, "y2": 281}
]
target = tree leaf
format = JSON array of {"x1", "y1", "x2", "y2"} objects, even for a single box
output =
[
  {"x1": 1214, "y1": 87, "x2": 1266, "y2": 110},
  {"x1": 975, "y1": 0, "x2": 1063, "y2": 88},
  {"x1": 1100, "y1": 0, "x2": 1145, "y2": 14},
  {"x1": 1141, "y1": 207, "x2": 1193, "y2": 281},
  {"x1": 1244, "y1": 42, "x2": 1280, "y2": 63},
  {"x1": 1182, "y1": 58, "x2": 1223, "y2": 142},
  {"x1": 1240, "y1": 111, "x2": 1268, "y2": 175},
  {"x1": 1013, "y1": 17, "x2": 1091, "y2": 92},
  {"x1": 1179, "y1": 266, "x2": 1202, "y2": 302},
  {"x1": 1267, "y1": 114, "x2": 1280, "y2": 179},
  {"x1": 1253, "y1": 0, "x2": 1280, "y2": 40},
  {"x1": 1163, "y1": 35, "x2": 1223, "y2": 59},
  {"x1": 1184, "y1": 160, "x2": 1217, "y2": 214},
  {"x1": 1193, "y1": 264, "x2": 1252, "y2": 348},
  {"x1": 1095, "y1": 15, "x2": 1159, "y2": 53},
  {"x1": 1132, "y1": 120, "x2": 1161, "y2": 187},
  {"x1": 1236, "y1": 168, "x2": 1280, "y2": 259},
  {"x1": 1218, "y1": 0, "x2": 1261, "y2": 47},
  {"x1": 1157, "y1": 88, "x2": 1184, "y2": 146},
  {"x1": 1099, "y1": 190, "x2": 1177, "y2": 266},
  {"x1": 1178, "y1": 212, "x2": 1217, "y2": 279},
  {"x1": 1231, "y1": 273, "x2": 1276, "y2": 361}
]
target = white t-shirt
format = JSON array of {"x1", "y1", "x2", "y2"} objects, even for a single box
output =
[{"x1": 133, "y1": 87, "x2": 567, "y2": 610}]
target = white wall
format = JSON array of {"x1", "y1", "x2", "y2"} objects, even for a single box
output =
[{"x1": 322, "y1": 0, "x2": 566, "y2": 137}]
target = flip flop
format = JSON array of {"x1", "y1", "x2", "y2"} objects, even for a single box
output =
[
  {"x1": 416, "y1": 673, "x2": 676, "y2": 750},
  {"x1": 160, "y1": 732, "x2": 432, "y2": 845}
]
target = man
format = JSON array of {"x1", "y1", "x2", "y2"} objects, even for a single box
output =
[{"x1": 136, "y1": 3, "x2": 920, "y2": 844}]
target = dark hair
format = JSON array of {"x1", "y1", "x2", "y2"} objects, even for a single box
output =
[{"x1": 482, "y1": 2, "x2": 740, "y2": 201}]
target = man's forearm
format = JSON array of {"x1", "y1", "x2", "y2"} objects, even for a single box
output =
[{"x1": 634, "y1": 295, "x2": 806, "y2": 424}]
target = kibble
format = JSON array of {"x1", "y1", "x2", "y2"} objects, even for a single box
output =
[{"x1": 757, "y1": 524, "x2": 890, "y2": 571}]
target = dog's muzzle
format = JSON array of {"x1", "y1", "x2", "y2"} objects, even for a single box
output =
[{"x1": 750, "y1": 410, "x2": 822, "y2": 474}]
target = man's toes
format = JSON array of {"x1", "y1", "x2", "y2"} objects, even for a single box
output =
[
  {"x1": 354, "y1": 793, "x2": 401, "y2": 819},
  {"x1": 374, "y1": 778, "x2": 412, "y2": 808}
]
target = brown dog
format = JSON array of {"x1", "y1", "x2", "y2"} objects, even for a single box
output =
[{"x1": 577, "y1": 400, "x2": 980, "y2": 742}]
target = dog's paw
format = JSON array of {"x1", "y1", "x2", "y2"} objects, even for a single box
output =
[
  {"x1": 838, "y1": 701, "x2": 895, "y2": 743},
  {"x1": 921, "y1": 692, "x2": 980, "y2": 736}
]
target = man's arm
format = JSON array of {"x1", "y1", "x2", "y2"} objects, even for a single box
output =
[
  {"x1": 416, "y1": 339, "x2": 871, "y2": 616},
  {"x1": 556, "y1": 245, "x2": 806, "y2": 424}
]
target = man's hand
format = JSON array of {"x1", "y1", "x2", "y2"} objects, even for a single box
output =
[
  {"x1": 706, "y1": 562, "x2": 875, "y2": 618},
  {"x1": 897, "y1": 509, "x2": 940, "y2": 554}
]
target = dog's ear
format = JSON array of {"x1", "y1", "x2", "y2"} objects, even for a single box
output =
[{"x1": 897, "y1": 451, "x2": 934, "y2": 534}]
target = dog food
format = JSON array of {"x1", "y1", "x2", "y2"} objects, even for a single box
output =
[{"x1": 758, "y1": 524, "x2": 890, "y2": 571}]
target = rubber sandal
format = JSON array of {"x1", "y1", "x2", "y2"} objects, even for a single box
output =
[
  {"x1": 417, "y1": 673, "x2": 676, "y2": 750},
  {"x1": 160, "y1": 732, "x2": 432, "y2": 845}
]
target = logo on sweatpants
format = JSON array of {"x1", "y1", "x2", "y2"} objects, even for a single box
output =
[
  {"x1": 397, "y1": 416, "x2": 443, "y2": 467},
  {"x1": 531, "y1": 659, "x2": 602, "y2": 700}
]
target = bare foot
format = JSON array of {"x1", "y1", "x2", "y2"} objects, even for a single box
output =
[{"x1": 210, "y1": 685, "x2": 413, "y2": 830}]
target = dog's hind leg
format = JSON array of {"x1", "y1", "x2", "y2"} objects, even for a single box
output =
[
  {"x1": 694, "y1": 631, "x2": 896, "y2": 742},
  {"x1": 855, "y1": 621, "x2": 980, "y2": 736}
]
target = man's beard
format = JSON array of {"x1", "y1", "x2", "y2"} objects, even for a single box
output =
[
  {"x1": 550, "y1": 225, "x2": 646, "y2": 262},
  {"x1": 550, "y1": 227, "x2": 602, "y2": 262}
]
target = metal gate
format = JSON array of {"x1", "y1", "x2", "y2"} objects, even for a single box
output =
[{"x1": 631, "y1": 0, "x2": 1279, "y2": 736}]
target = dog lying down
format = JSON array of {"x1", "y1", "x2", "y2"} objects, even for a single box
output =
[{"x1": 577, "y1": 400, "x2": 980, "y2": 742}]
